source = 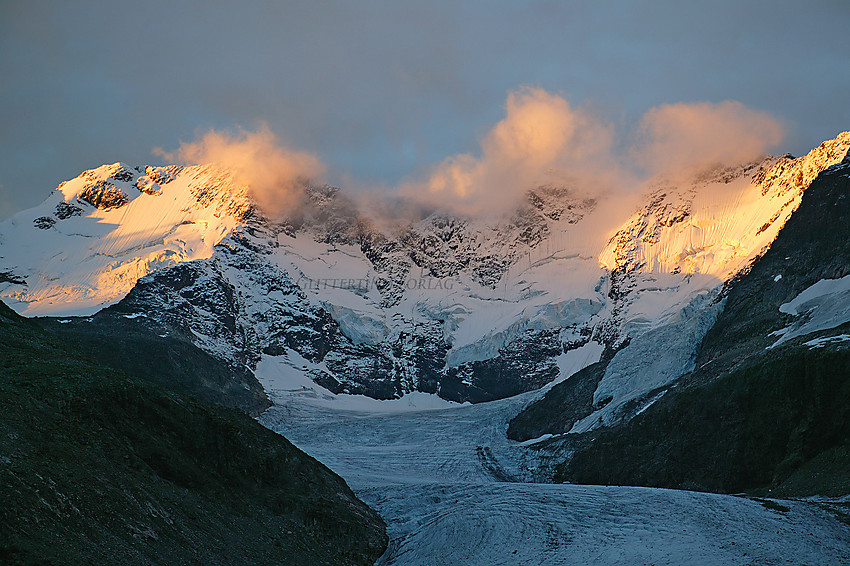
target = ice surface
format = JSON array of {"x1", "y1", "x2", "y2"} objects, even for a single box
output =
[
  {"x1": 779, "y1": 274, "x2": 850, "y2": 315},
  {"x1": 445, "y1": 297, "x2": 604, "y2": 367},
  {"x1": 322, "y1": 303, "x2": 390, "y2": 346},
  {"x1": 553, "y1": 341, "x2": 604, "y2": 384},
  {"x1": 261, "y1": 390, "x2": 850, "y2": 565},
  {"x1": 804, "y1": 334, "x2": 850, "y2": 348},
  {"x1": 571, "y1": 284, "x2": 724, "y2": 433}
]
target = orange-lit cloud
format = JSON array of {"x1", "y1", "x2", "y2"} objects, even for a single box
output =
[
  {"x1": 632, "y1": 101, "x2": 785, "y2": 177},
  {"x1": 399, "y1": 87, "x2": 619, "y2": 215},
  {"x1": 156, "y1": 125, "x2": 325, "y2": 218},
  {"x1": 152, "y1": 91, "x2": 786, "y2": 222},
  {"x1": 394, "y1": 91, "x2": 786, "y2": 216}
]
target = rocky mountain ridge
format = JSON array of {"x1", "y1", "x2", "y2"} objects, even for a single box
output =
[
  {"x1": 0, "y1": 300, "x2": 387, "y2": 565},
  {"x1": 2, "y1": 133, "x2": 848, "y2": 423},
  {"x1": 510, "y1": 147, "x2": 850, "y2": 496}
]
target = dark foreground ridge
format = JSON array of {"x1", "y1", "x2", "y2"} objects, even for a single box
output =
[
  {"x1": 0, "y1": 300, "x2": 387, "y2": 565},
  {"x1": 513, "y1": 152, "x2": 850, "y2": 497},
  {"x1": 38, "y1": 304, "x2": 272, "y2": 416}
]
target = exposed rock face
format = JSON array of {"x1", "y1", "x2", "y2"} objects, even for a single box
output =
[
  {"x1": 1, "y1": 134, "x2": 849, "y2": 411},
  {"x1": 55, "y1": 201, "x2": 83, "y2": 219},
  {"x1": 134, "y1": 166, "x2": 181, "y2": 195},
  {"x1": 75, "y1": 165, "x2": 135, "y2": 210},
  {"x1": 32, "y1": 216, "x2": 55, "y2": 229},
  {"x1": 77, "y1": 180, "x2": 129, "y2": 209},
  {"x1": 511, "y1": 152, "x2": 850, "y2": 496},
  {"x1": 527, "y1": 184, "x2": 597, "y2": 223}
]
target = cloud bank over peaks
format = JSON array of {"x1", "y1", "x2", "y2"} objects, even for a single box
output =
[
  {"x1": 399, "y1": 87, "x2": 621, "y2": 216},
  {"x1": 395, "y1": 88, "x2": 786, "y2": 217},
  {"x1": 631, "y1": 100, "x2": 786, "y2": 180},
  {"x1": 153, "y1": 89, "x2": 786, "y2": 222},
  {"x1": 155, "y1": 125, "x2": 325, "y2": 219}
]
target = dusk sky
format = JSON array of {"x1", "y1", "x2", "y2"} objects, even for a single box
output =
[{"x1": 1, "y1": 0, "x2": 848, "y2": 219}]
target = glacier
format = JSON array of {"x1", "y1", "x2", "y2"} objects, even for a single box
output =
[{"x1": 260, "y1": 383, "x2": 850, "y2": 565}]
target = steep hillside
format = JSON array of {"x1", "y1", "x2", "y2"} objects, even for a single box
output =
[
  {"x1": 0, "y1": 300, "x2": 387, "y2": 565},
  {"x1": 37, "y1": 303, "x2": 271, "y2": 415}
]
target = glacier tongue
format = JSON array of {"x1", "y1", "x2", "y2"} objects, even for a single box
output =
[
  {"x1": 571, "y1": 284, "x2": 725, "y2": 433},
  {"x1": 260, "y1": 382, "x2": 850, "y2": 565}
]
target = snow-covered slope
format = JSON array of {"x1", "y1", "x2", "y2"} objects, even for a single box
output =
[
  {"x1": 2, "y1": 133, "x2": 849, "y2": 423},
  {"x1": 540, "y1": 155, "x2": 850, "y2": 494},
  {"x1": 576, "y1": 133, "x2": 850, "y2": 430},
  {"x1": 0, "y1": 163, "x2": 249, "y2": 315},
  {"x1": 770, "y1": 272, "x2": 850, "y2": 348}
]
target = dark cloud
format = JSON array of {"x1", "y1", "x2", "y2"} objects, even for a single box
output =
[{"x1": 1, "y1": 0, "x2": 848, "y2": 218}]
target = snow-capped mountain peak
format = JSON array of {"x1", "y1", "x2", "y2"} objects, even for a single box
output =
[
  {"x1": 0, "y1": 162, "x2": 250, "y2": 315},
  {"x1": 1, "y1": 133, "x2": 848, "y2": 430},
  {"x1": 600, "y1": 131, "x2": 850, "y2": 280}
]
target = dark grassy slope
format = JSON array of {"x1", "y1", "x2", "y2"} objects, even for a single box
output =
[
  {"x1": 38, "y1": 304, "x2": 271, "y2": 416},
  {"x1": 534, "y1": 159, "x2": 850, "y2": 496},
  {"x1": 560, "y1": 346, "x2": 850, "y2": 495},
  {"x1": 0, "y1": 301, "x2": 387, "y2": 565}
]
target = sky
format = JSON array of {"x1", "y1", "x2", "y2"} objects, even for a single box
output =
[{"x1": 1, "y1": 0, "x2": 849, "y2": 219}]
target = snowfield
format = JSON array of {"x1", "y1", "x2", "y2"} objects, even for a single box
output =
[
  {"x1": 0, "y1": 163, "x2": 246, "y2": 316},
  {"x1": 260, "y1": 383, "x2": 850, "y2": 565}
]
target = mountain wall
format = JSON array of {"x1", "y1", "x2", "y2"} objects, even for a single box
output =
[
  {"x1": 514, "y1": 146, "x2": 850, "y2": 496},
  {"x1": 2, "y1": 134, "x2": 848, "y2": 420}
]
